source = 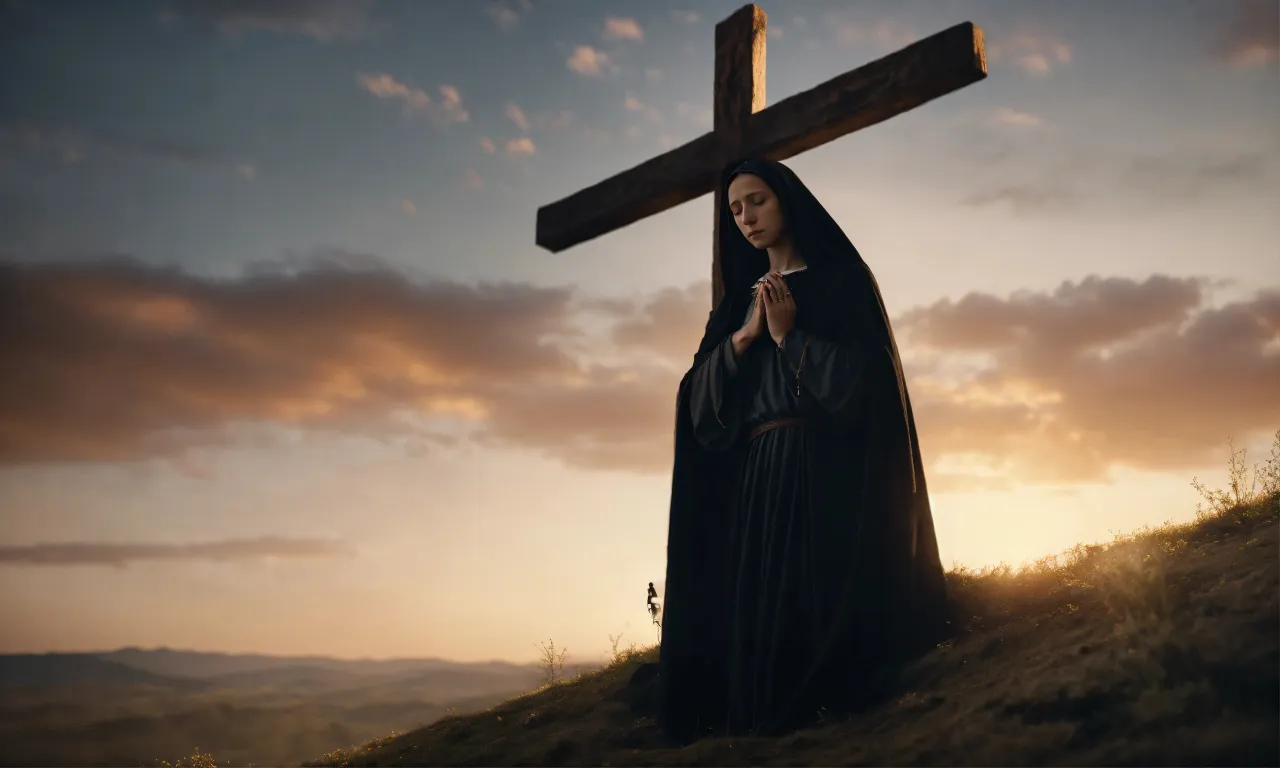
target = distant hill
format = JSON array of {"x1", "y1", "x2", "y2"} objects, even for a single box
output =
[
  {"x1": 94, "y1": 647, "x2": 538, "y2": 680},
  {"x1": 0, "y1": 654, "x2": 203, "y2": 690},
  {"x1": 0, "y1": 648, "x2": 544, "y2": 700},
  {"x1": 0, "y1": 649, "x2": 546, "y2": 767},
  {"x1": 309, "y1": 495, "x2": 1279, "y2": 767}
]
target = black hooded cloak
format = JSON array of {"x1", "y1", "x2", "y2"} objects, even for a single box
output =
[{"x1": 657, "y1": 158, "x2": 949, "y2": 742}]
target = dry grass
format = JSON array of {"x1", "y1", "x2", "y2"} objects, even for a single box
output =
[
  {"x1": 534, "y1": 640, "x2": 570, "y2": 686},
  {"x1": 297, "y1": 431, "x2": 1279, "y2": 766},
  {"x1": 155, "y1": 745, "x2": 222, "y2": 768}
]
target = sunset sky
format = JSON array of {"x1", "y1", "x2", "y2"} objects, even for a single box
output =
[{"x1": 1, "y1": 0, "x2": 1277, "y2": 665}]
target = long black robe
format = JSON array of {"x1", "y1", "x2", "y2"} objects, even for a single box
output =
[{"x1": 658, "y1": 159, "x2": 949, "y2": 742}]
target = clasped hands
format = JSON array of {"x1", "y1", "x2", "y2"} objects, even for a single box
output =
[{"x1": 732, "y1": 272, "x2": 796, "y2": 356}]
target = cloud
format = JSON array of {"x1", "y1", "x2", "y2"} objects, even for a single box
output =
[
  {"x1": 2, "y1": 259, "x2": 1274, "y2": 489},
  {"x1": 1212, "y1": 0, "x2": 1279, "y2": 68},
  {"x1": 0, "y1": 536, "x2": 356, "y2": 568},
  {"x1": 992, "y1": 107, "x2": 1045, "y2": 128},
  {"x1": 358, "y1": 73, "x2": 430, "y2": 111},
  {"x1": 671, "y1": 10, "x2": 699, "y2": 24},
  {"x1": 567, "y1": 45, "x2": 609, "y2": 76},
  {"x1": 624, "y1": 94, "x2": 662, "y2": 123},
  {"x1": 486, "y1": 0, "x2": 531, "y2": 32},
  {"x1": 478, "y1": 137, "x2": 497, "y2": 154},
  {"x1": 0, "y1": 256, "x2": 691, "y2": 475},
  {"x1": 358, "y1": 75, "x2": 468, "y2": 122},
  {"x1": 675, "y1": 102, "x2": 713, "y2": 129},
  {"x1": 986, "y1": 32, "x2": 1073, "y2": 75},
  {"x1": 505, "y1": 137, "x2": 536, "y2": 156},
  {"x1": 401, "y1": 199, "x2": 417, "y2": 216},
  {"x1": 608, "y1": 283, "x2": 709, "y2": 364},
  {"x1": 603, "y1": 17, "x2": 643, "y2": 41},
  {"x1": 645, "y1": 68, "x2": 663, "y2": 83},
  {"x1": 533, "y1": 109, "x2": 574, "y2": 131},
  {"x1": 463, "y1": 169, "x2": 484, "y2": 190},
  {"x1": 179, "y1": 0, "x2": 377, "y2": 42},
  {"x1": 1124, "y1": 152, "x2": 1270, "y2": 201},
  {"x1": 962, "y1": 184, "x2": 1076, "y2": 215},
  {"x1": 0, "y1": 121, "x2": 256, "y2": 180},
  {"x1": 962, "y1": 149, "x2": 1273, "y2": 215},
  {"x1": 832, "y1": 16, "x2": 919, "y2": 50},
  {"x1": 0, "y1": 254, "x2": 581, "y2": 466},
  {"x1": 495, "y1": 109, "x2": 572, "y2": 139},
  {"x1": 437, "y1": 85, "x2": 469, "y2": 122},
  {"x1": 896, "y1": 275, "x2": 1280, "y2": 488},
  {"x1": 506, "y1": 103, "x2": 530, "y2": 131}
]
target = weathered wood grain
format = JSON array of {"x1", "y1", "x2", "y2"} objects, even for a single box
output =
[
  {"x1": 534, "y1": 132, "x2": 723, "y2": 253},
  {"x1": 713, "y1": 4, "x2": 766, "y2": 136},
  {"x1": 740, "y1": 21, "x2": 986, "y2": 161},
  {"x1": 711, "y1": 4, "x2": 767, "y2": 308}
]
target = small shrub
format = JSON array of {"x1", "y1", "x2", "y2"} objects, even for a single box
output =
[
  {"x1": 1190, "y1": 429, "x2": 1280, "y2": 518},
  {"x1": 156, "y1": 746, "x2": 220, "y2": 768},
  {"x1": 535, "y1": 639, "x2": 568, "y2": 685},
  {"x1": 607, "y1": 631, "x2": 642, "y2": 667}
]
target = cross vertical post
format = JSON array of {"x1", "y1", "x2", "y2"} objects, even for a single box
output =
[{"x1": 711, "y1": 5, "x2": 767, "y2": 308}]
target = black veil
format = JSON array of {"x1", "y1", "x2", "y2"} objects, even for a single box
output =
[
  {"x1": 695, "y1": 158, "x2": 895, "y2": 365},
  {"x1": 657, "y1": 157, "x2": 949, "y2": 742}
]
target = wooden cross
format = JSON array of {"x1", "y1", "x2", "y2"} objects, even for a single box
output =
[{"x1": 535, "y1": 4, "x2": 987, "y2": 309}]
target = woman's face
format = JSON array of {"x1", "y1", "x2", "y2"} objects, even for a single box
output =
[{"x1": 727, "y1": 173, "x2": 785, "y2": 249}]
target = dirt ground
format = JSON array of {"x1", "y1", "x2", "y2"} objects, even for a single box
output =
[{"x1": 310, "y1": 503, "x2": 1279, "y2": 767}]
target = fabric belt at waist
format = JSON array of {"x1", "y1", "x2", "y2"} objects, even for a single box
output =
[{"x1": 749, "y1": 417, "x2": 818, "y2": 441}]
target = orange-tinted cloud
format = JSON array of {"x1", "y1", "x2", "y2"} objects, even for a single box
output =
[
  {"x1": 992, "y1": 107, "x2": 1045, "y2": 128},
  {"x1": 358, "y1": 73, "x2": 431, "y2": 111},
  {"x1": 608, "y1": 283, "x2": 709, "y2": 365},
  {"x1": 567, "y1": 46, "x2": 610, "y2": 76},
  {"x1": 358, "y1": 75, "x2": 468, "y2": 122},
  {"x1": 0, "y1": 536, "x2": 355, "y2": 567},
  {"x1": 1212, "y1": 0, "x2": 1279, "y2": 68},
  {"x1": 0, "y1": 254, "x2": 578, "y2": 465},
  {"x1": 897, "y1": 276, "x2": 1280, "y2": 488},
  {"x1": 1, "y1": 260, "x2": 1275, "y2": 490},
  {"x1": 506, "y1": 103, "x2": 530, "y2": 131},
  {"x1": 986, "y1": 32, "x2": 1073, "y2": 76},
  {"x1": 486, "y1": 0, "x2": 532, "y2": 32},
  {"x1": 603, "y1": 17, "x2": 644, "y2": 42},
  {"x1": 505, "y1": 137, "x2": 536, "y2": 156}
]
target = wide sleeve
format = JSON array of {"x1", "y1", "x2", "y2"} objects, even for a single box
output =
[
  {"x1": 776, "y1": 327, "x2": 868, "y2": 424},
  {"x1": 687, "y1": 335, "x2": 744, "y2": 451}
]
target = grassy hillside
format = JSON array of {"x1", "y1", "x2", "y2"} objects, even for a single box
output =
[{"x1": 304, "y1": 438, "x2": 1279, "y2": 767}]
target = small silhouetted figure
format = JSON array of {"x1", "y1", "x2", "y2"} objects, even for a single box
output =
[{"x1": 647, "y1": 582, "x2": 661, "y2": 627}]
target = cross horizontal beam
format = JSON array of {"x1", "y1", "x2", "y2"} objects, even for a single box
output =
[{"x1": 535, "y1": 20, "x2": 986, "y2": 253}]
